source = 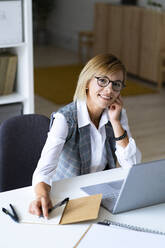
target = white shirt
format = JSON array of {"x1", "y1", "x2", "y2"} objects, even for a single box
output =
[{"x1": 32, "y1": 100, "x2": 141, "y2": 186}]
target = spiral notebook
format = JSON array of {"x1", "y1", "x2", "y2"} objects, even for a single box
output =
[
  {"x1": 98, "y1": 219, "x2": 165, "y2": 235},
  {"x1": 74, "y1": 223, "x2": 165, "y2": 248}
]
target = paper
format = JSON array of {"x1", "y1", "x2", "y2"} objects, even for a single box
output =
[
  {"x1": 75, "y1": 224, "x2": 165, "y2": 248},
  {"x1": 60, "y1": 194, "x2": 102, "y2": 224},
  {"x1": 18, "y1": 198, "x2": 66, "y2": 225},
  {"x1": 104, "y1": 203, "x2": 165, "y2": 234}
]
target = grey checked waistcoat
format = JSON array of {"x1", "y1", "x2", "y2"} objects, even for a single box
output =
[{"x1": 50, "y1": 101, "x2": 117, "y2": 181}]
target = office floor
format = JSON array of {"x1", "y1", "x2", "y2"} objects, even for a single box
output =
[{"x1": 34, "y1": 46, "x2": 165, "y2": 163}]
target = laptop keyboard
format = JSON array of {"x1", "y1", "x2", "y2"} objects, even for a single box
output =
[
  {"x1": 81, "y1": 180, "x2": 123, "y2": 200},
  {"x1": 107, "y1": 180, "x2": 123, "y2": 190}
]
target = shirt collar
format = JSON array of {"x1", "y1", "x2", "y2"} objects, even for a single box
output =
[{"x1": 77, "y1": 100, "x2": 109, "y2": 129}]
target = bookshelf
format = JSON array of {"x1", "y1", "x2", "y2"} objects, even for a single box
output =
[{"x1": 0, "y1": 0, "x2": 34, "y2": 122}]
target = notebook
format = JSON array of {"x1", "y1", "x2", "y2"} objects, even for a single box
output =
[
  {"x1": 16, "y1": 194, "x2": 102, "y2": 225},
  {"x1": 74, "y1": 223, "x2": 165, "y2": 248},
  {"x1": 99, "y1": 202, "x2": 165, "y2": 234},
  {"x1": 97, "y1": 219, "x2": 165, "y2": 235}
]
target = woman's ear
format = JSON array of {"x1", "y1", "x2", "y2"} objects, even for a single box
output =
[
  {"x1": 86, "y1": 80, "x2": 90, "y2": 89},
  {"x1": 86, "y1": 80, "x2": 90, "y2": 92}
]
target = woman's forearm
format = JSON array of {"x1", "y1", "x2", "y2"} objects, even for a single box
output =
[
  {"x1": 34, "y1": 182, "x2": 51, "y2": 198},
  {"x1": 111, "y1": 120, "x2": 129, "y2": 148}
]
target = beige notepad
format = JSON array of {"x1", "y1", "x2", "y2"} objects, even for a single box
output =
[{"x1": 60, "y1": 194, "x2": 102, "y2": 225}]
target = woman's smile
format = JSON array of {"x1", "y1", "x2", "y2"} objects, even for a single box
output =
[{"x1": 98, "y1": 93, "x2": 114, "y2": 101}]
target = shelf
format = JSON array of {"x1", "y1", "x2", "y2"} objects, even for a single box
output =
[
  {"x1": 0, "y1": 43, "x2": 25, "y2": 49},
  {"x1": 0, "y1": 0, "x2": 34, "y2": 117},
  {"x1": 0, "y1": 93, "x2": 25, "y2": 105}
]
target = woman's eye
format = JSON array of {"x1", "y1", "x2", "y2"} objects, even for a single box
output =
[
  {"x1": 113, "y1": 81, "x2": 118, "y2": 86},
  {"x1": 99, "y1": 78, "x2": 107, "y2": 83},
  {"x1": 114, "y1": 81, "x2": 121, "y2": 87}
]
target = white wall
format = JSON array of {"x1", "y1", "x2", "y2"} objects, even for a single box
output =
[{"x1": 48, "y1": 0, "x2": 121, "y2": 51}]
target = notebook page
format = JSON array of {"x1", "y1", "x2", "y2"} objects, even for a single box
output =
[
  {"x1": 103, "y1": 203, "x2": 165, "y2": 233},
  {"x1": 15, "y1": 198, "x2": 66, "y2": 225},
  {"x1": 76, "y1": 224, "x2": 165, "y2": 248}
]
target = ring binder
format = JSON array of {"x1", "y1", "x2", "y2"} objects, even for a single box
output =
[{"x1": 98, "y1": 219, "x2": 165, "y2": 236}]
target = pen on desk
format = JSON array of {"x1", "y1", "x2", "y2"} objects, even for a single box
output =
[
  {"x1": 40, "y1": 197, "x2": 69, "y2": 217},
  {"x1": 2, "y1": 204, "x2": 19, "y2": 223},
  {"x1": 48, "y1": 197, "x2": 69, "y2": 214},
  {"x1": 97, "y1": 221, "x2": 110, "y2": 226}
]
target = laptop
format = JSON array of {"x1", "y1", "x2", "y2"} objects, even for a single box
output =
[{"x1": 81, "y1": 159, "x2": 165, "y2": 214}]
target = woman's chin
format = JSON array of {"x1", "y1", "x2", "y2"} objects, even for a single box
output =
[
  {"x1": 97, "y1": 100, "x2": 111, "y2": 110},
  {"x1": 98, "y1": 96, "x2": 113, "y2": 108}
]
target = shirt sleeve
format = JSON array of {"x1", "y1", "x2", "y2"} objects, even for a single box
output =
[
  {"x1": 115, "y1": 108, "x2": 142, "y2": 168},
  {"x1": 32, "y1": 112, "x2": 68, "y2": 187}
]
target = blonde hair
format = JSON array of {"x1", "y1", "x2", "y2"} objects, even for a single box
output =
[{"x1": 73, "y1": 53, "x2": 126, "y2": 101}]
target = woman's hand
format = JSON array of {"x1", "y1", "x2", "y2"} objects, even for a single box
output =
[
  {"x1": 108, "y1": 94, "x2": 128, "y2": 148},
  {"x1": 108, "y1": 94, "x2": 123, "y2": 123},
  {"x1": 29, "y1": 182, "x2": 52, "y2": 218},
  {"x1": 29, "y1": 194, "x2": 52, "y2": 219}
]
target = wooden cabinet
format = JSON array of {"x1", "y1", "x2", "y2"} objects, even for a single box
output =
[
  {"x1": 93, "y1": 3, "x2": 165, "y2": 86},
  {"x1": 93, "y1": 3, "x2": 109, "y2": 55},
  {"x1": 121, "y1": 6, "x2": 142, "y2": 75},
  {"x1": 107, "y1": 5, "x2": 123, "y2": 60},
  {"x1": 139, "y1": 9, "x2": 165, "y2": 82}
]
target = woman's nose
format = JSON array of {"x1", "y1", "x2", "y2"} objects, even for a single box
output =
[{"x1": 104, "y1": 82, "x2": 113, "y2": 92}]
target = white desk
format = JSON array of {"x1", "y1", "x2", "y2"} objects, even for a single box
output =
[{"x1": 0, "y1": 168, "x2": 165, "y2": 248}]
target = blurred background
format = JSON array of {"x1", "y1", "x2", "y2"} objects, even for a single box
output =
[{"x1": 32, "y1": 0, "x2": 165, "y2": 163}]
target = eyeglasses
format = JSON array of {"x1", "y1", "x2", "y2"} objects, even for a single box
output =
[{"x1": 95, "y1": 76, "x2": 126, "y2": 92}]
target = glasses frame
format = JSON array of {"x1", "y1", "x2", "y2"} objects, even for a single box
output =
[{"x1": 95, "y1": 76, "x2": 126, "y2": 92}]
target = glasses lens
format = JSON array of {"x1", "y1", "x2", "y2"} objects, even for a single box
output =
[
  {"x1": 97, "y1": 77, "x2": 109, "y2": 87},
  {"x1": 112, "y1": 80, "x2": 123, "y2": 91}
]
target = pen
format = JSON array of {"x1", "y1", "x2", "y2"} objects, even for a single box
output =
[
  {"x1": 2, "y1": 204, "x2": 19, "y2": 223},
  {"x1": 40, "y1": 197, "x2": 69, "y2": 217},
  {"x1": 97, "y1": 221, "x2": 110, "y2": 226},
  {"x1": 48, "y1": 197, "x2": 69, "y2": 214}
]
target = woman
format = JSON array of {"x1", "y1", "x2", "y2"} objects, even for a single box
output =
[{"x1": 29, "y1": 53, "x2": 141, "y2": 218}]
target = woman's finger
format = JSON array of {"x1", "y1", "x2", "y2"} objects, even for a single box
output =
[
  {"x1": 118, "y1": 94, "x2": 123, "y2": 105},
  {"x1": 41, "y1": 197, "x2": 49, "y2": 219},
  {"x1": 29, "y1": 200, "x2": 42, "y2": 216}
]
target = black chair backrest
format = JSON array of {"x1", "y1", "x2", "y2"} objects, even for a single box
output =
[{"x1": 0, "y1": 114, "x2": 50, "y2": 192}]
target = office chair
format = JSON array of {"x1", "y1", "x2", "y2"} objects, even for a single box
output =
[{"x1": 0, "y1": 114, "x2": 50, "y2": 192}]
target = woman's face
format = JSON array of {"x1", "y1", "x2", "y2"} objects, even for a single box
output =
[{"x1": 86, "y1": 70, "x2": 124, "y2": 111}]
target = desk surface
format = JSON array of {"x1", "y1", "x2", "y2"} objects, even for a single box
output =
[{"x1": 0, "y1": 168, "x2": 165, "y2": 248}]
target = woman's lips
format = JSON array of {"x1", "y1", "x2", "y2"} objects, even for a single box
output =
[{"x1": 99, "y1": 94, "x2": 113, "y2": 100}]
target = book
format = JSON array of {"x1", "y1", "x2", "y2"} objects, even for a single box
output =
[
  {"x1": 74, "y1": 223, "x2": 165, "y2": 248},
  {"x1": 60, "y1": 194, "x2": 102, "y2": 225},
  {"x1": 0, "y1": 53, "x2": 17, "y2": 95},
  {"x1": 0, "y1": 55, "x2": 8, "y2": 94},
  {"x1": 17, "y1": 194, "x2": 102, "y2": 225}
]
